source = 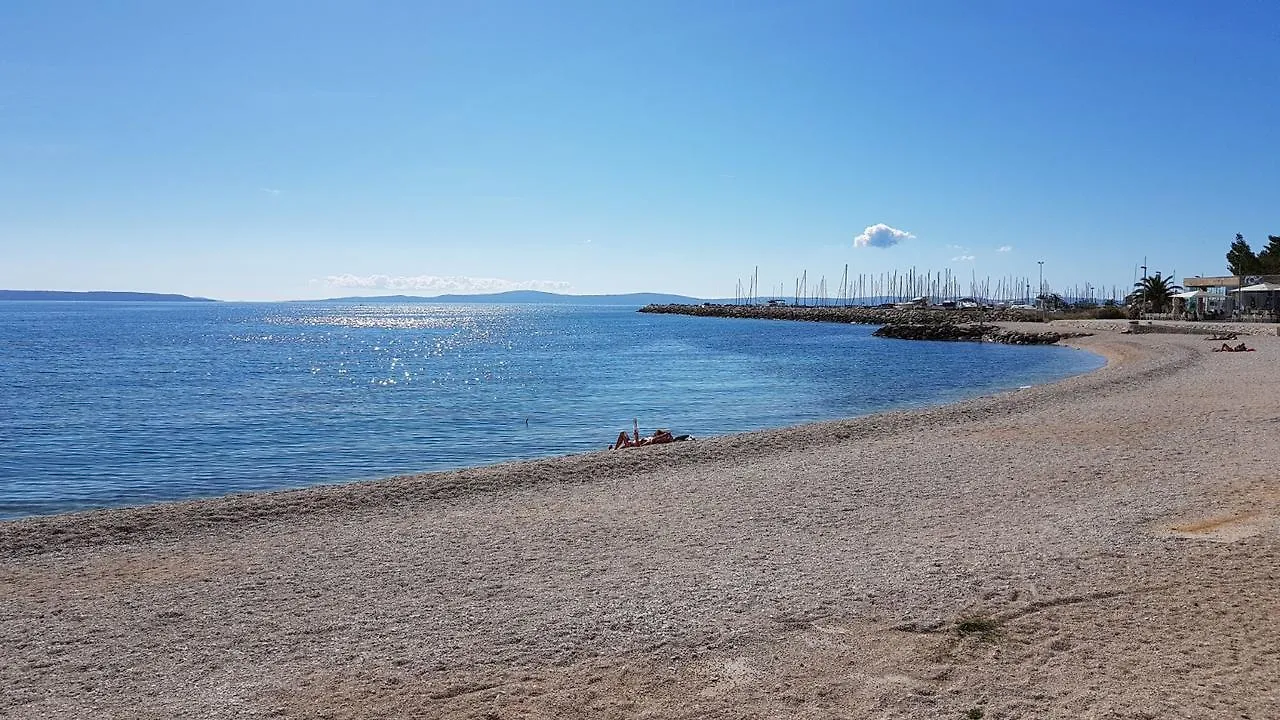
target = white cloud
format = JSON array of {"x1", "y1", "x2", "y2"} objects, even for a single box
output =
[
  {"x1": 854, "y1": 223, "x2": 914, "y2": 248},
  {"x1": 323, "y1": 274, "x2": 572, "y2": 293},
  {"x1": 997, "y1": 245, "x2": 1012, "y2": 252},
  {"x1": 951, "y1": 255, "x2": 976, "y2": 262},
  {"x1": 260, "y1": 187, "x2": 282, "y2": 195}
]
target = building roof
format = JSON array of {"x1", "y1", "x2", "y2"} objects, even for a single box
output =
[
  {"x1": 1183, "y1": 274, "x2": 1280, "y2": 289},
  {"x1": 1182, "y1": 276, "x2": 1240, "y2": 289}
]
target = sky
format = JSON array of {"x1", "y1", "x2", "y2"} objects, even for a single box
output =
[{"x1": 1, "y1": 1, "x2": 1277, "y2": 301}]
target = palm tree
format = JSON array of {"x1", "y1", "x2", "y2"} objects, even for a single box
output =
[{"x1": 1127, "y1": 273, "x2": 1182, "y2": 313}]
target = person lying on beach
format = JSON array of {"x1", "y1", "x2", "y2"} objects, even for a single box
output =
[
  {"x1": 648, "y1": 429, "x2": 675, "y2": 445},
  {"x1": 611, "y1": 429, "x2": 679, "y2": 449},
  {"x1": 1213, "y1": 343, "x2": 1254, "y2": 352},
  {"x1": 1206, "y1": 332, "x2": 1238, "y2": 341}
]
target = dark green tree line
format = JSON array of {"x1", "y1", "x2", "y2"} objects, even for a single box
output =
[{"x1": 1227, "y1": 233, "x2": 1280, "y2": 275}]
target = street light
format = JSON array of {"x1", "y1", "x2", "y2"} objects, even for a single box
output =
[{"x1": 1037, "y1": 261, "x2": 1044, "y2": 308}]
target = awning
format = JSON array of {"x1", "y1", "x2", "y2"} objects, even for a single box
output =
[
  {"x1": 1173, "y1": 290, "x2": 1208, "y2": 299},
  {"x1": 1233, "y1": 283, "x2": 1280, "y2": 292}
]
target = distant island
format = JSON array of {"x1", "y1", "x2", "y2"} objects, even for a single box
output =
[
  {"x1": 317, "y1": 290, "x2": 707, "y2": 305},
  {"x1": 0, "y1": 290, "x2": 216, "y2": 302}
]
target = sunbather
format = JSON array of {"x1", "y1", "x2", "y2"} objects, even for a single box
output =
[
  {"x1": 611, "y1": 428, "x2": 681, "y2": 449},
  {"x1": 647, "y1": 429, "x2": 675, "y2": 445}
]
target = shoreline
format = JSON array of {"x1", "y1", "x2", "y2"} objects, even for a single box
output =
[
  {"x1": 4, "y1": 327, "x2": 1278, "y2": 717},
  {"x1": 0, "y1": 330, "x2": 1105, "y2": 548},
  {"x1": 0, "y1": 324, "x2": 1101, "y2": 532}
]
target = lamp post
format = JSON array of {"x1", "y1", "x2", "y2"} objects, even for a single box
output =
[{"x1": 1037, "y1": 261, "x2": 1044, "y2": 309}]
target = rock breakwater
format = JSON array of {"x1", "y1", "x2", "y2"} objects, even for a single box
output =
[
  {"x1": 636, "y1": 305, "x2": 1075, "y2": 345},
  {"x1": 872, "y1": 323, "x2": 1075, "y2": 345},
  {"x1": 638, "y1": 304, "x2": 1043, "y2": 325}
]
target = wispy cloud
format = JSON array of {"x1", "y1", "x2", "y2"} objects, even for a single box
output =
[
  {"x1": 997, "y1": 245, "x2": 1012, "y2": 253},
  {"x1": 854, "y1": 223, "x2": 914, "y2": 248},
  {"x1": 951, "y1": 255, "x2": 976, "y2": 262},
  {"x1": 260, "y1": 187, "x2": 282, "y2": 196},
  {"x1": 323, "y1": 274, "x2": 572, "y2": 293}
]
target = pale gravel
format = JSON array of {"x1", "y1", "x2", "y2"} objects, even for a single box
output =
[{"x1": 2, "y1": 326, "x2": 1278, "y2": 719}]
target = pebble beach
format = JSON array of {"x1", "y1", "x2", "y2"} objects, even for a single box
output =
[{"x1": 3, "y1": 325, "x2": 1278, "y2": 719}]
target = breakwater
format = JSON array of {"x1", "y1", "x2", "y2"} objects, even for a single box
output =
[
  {"x1": 637, "y1": 304, "x2": 1075, "y2": 345},
  {"x1": 638, "y1": 304, "x2": 1043, "y2": 325},
  {"x1": 871, "y1": 323, "x2": 1077, "y2": 345}
]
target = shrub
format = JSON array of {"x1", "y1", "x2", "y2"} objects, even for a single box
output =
[{"x1": 955, "y1": 614, "x2": 1002, "y2": 641}]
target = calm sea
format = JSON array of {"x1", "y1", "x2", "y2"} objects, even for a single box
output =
[{"x1": 0, "y1": 302, "x2": 1103, "y2": 519}]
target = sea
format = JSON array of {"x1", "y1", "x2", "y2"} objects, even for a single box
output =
[{"x1": 0, "y1": 302, "x2": 1104, "y2": 520}]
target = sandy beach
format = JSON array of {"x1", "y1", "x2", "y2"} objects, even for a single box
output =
[{"x1": 3, "y1": 326, "x2": 1278, "y2": 719}]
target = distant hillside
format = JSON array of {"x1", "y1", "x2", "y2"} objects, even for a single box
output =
[
  {"x1": 0, "y1": 290, "x2": 216, "y2": 302},
  {"x1": 318, "y1": 290, "x2": 705, "y2": 305}
]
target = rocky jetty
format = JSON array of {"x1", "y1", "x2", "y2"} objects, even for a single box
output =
[
  {"x1": 872, "y1": 323, "x2": 1074, "y2": 345},
  {"x1": 638, "y1": 304, "x2": 1044, "y2": 325},
  {"x1": 637, "y1": 304, "x2": 1080, "y2": 345}
]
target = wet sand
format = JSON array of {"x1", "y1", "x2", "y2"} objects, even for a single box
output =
[{"x1": 3, "y1": 327, "x2": 1278, "y2": 718}]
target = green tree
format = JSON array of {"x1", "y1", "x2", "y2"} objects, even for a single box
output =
[
  {"x1": 1036, "y1": 292, "x2": 1066, "y2": 310},
  {"x1": 1257, "y1": 235, "x2": 1280, "y2": 274},
  {"x1": 1227, "y1": 233, "x2": 1262, "y2": 276},
  {"x1": 1127, "y1": 273, "x2": 1183, "y2": 313}
]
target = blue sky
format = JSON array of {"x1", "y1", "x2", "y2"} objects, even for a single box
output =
[{"x1": 2, "y1": 1, "x2": 1277, "y2": 301}]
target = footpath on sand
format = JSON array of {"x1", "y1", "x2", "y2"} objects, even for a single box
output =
[{"x1": 2, "y1": 327, "x2": 1278, "y2": 719}]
